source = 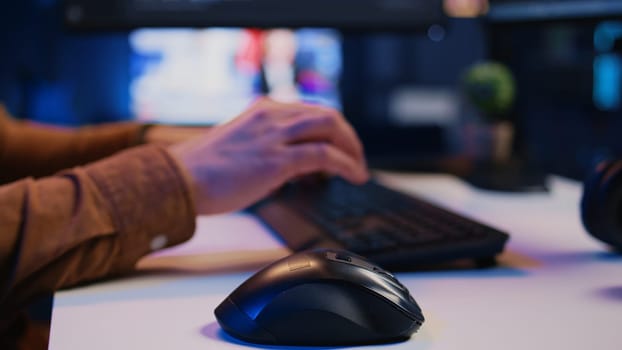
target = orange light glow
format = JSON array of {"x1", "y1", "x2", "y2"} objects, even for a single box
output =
[{"x1": 444, "y1": 0, "x2": 489, "y2": 18}]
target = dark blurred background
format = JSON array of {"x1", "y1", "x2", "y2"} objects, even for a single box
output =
[{"x1": 1, "y1": 0, "x2": 621, "y2": 181}]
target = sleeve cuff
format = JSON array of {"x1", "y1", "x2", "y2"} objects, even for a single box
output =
[{"x1": 84, "y1": 145, "x2": 196, "y2": 270}]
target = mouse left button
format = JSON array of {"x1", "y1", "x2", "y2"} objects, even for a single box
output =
[{"x1": 215, "y1": 297, "x2": 277, "y2": 344}]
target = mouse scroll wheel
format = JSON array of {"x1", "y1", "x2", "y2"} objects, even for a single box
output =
[{"x1": 334, "y1": 252, "x2": 352, "y2": 262}]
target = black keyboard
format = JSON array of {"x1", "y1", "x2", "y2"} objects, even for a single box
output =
[{"x1": 249, "y1": 177, "x2": 510, "y2": 270}]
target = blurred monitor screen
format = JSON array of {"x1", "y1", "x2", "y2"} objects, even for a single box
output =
[{"x1": 129, "y1": 28, "x2": 342, "y2": 125}]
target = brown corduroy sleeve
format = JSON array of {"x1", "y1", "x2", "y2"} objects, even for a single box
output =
[
  {"x1": 0, "y1": 145, "x2": 196, "y2": 317},
  {"x1": 0, "y1": 105, "x2": 148, "y2": 184}
]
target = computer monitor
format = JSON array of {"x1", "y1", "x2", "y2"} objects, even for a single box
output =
[
  {"x1": 64, "y1": 0, "x2": 445, "y2": 30},
  {"x1": 63, "y1": 0, "x2": 479, "y2": 169},
  {"x1": 129, "y1": 20, "x2": 488, "y2": 166},
  {"x1": 129, "y1": 27, "x2": 342, "y2": 125}
]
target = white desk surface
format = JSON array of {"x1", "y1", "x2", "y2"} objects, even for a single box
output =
[{"x1": 49, "y1": 172, "x2": 622, "y2": 350}]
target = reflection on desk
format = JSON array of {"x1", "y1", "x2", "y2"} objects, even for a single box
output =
[{"x1": 49, "y1": 172, "x2": 622, "y2": 350}]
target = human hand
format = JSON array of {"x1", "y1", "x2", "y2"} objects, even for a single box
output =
[{"x1": 168, "y1": 97, "x2": 369, "y2": 215}]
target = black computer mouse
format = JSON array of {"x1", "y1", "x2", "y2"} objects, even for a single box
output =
[{"x1": 214, "y1": 249, "x2": 425, "y2": 346}]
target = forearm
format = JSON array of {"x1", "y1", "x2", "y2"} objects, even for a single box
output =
[
  {"x1": 0, "y1": 145, "x2": 196, "y2": 315},
  {"x1": 0, "y1": 107, "x2": 147, "y2": 183}
]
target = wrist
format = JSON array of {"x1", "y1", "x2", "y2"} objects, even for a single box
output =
[{"x1": 143, "y1": 125, "x2": 210, "y2": 145}]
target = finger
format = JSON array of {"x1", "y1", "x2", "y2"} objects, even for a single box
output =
[
  {"x1": 283, "y1": 143, "x2": 369, "y2": 184},
  {"x1": 235, "y1": 97, "x2": 304, "y2": 125},
  {"x1": 279, "y1": 111, "x2": 365, "y2": 164},
  {"x1": 315, "y1": 106, "x2": 365, "y2": 159}
]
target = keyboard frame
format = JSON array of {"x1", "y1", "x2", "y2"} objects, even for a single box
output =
[{"x1": 248, "y1": 179, "x2": 510, "y2": 271}]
